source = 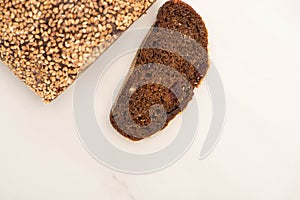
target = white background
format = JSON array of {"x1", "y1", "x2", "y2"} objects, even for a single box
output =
[{"x1": 0, "y1": 0, "x2": 300, "y2": 199}]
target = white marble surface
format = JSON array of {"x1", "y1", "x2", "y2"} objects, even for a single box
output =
[{"x1": 1, "y1": 0, "x2": 300, "y2": 199}]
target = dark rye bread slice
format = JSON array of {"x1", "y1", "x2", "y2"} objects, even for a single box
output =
[{"x1": 110, "y1": 0, "x2": 209, "y2": 141}]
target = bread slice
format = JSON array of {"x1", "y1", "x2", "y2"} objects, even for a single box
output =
[{"x1": 110, "y1": 0, "x2": 209, "y2": 141}]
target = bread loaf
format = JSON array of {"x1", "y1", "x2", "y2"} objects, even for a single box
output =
[{"x1": 0, "y1": 0, "x2": 156, "y2": 103}]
